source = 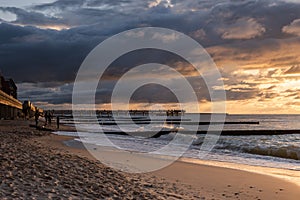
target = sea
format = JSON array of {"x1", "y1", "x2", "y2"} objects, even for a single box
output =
[{"x1": 55, "y1": 114, "x2": 300, "y2": 171}]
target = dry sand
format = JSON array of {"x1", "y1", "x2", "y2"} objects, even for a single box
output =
[{"x1": 1, "y1": 120, "x2": 300, "y2": 199}]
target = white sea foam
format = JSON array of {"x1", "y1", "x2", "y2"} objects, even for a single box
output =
[{"x1": 55, "y1": 114, "x2": 300, "y2": 170}]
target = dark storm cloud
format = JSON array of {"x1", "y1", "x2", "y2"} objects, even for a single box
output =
[
  {"x1": 31, "y1": 0, "x2": 149, "y2": 27},
  {"x1": 0, "y1": 22, "x2": 32, "y2": 43},
  {"x1": 33, "y1": 0, "x2": 86, "y2": 10},
  {"x1": 33, "y1": 0, "x2": 141, "y2": 11},
  {"x1": 17, "y1": 82, "x2": 73, "y2": 104},
  {"x1": 0, "y1": 7, "x2": 65, "y2": 27},
  {"x1": 0, "y1": 22, "x2": 103, "y2": 83},
  {"x1": 130, "y1": 84, "x2": 178, "y2": 104},
  {"x1": 1, "y1": 0, "x2": 300, "y2": 106}
]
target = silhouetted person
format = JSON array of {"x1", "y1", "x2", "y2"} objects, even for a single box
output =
[
  {"x1": 17, "y1": 111, "x2": 21, "y2": 119},
  {"x1": 34, "y1": 108, "x2": 40, "y2": 128},
  {"x1": 22, "y1": 105, "x2": 28, "y2": 120},
  {"x1": 48, "y1": 110, "x2": 53, "y2": 125},
  {"x1": 56, "y1": 116, "x2": 60, "y2": 129},
  {"x1": 44, "y1": 111, "x2": 49, "y2": 126}
]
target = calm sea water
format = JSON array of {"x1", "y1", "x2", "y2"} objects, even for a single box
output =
[{"x1": 56, "y1": 114, "x2": 300, "y2": 170}]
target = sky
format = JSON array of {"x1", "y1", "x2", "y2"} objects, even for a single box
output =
[{"x1": 0, "y1": 0, "x2": 300, "y2": 114}]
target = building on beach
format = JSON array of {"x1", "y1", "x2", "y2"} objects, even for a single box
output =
[
  {"x1": 0, "y1": 73, "x2": 22, "y2": 119},
  {"x1": 0, "y1": 74, "x2": 17, "y2": 99}
]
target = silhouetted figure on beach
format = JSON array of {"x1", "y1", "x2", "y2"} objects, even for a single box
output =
[
  {"x1": 17, "y1": 111, "x2": 21, "y2": 119},
  {"x1": 56, "y1": 116, "x2": 60, "y2": 129},
  {"x1": 49, "y1": 110, "x2": 54, "y2": 125},
  {"x1": 34, "y1": 108, "x2": 40, "y2": 128},
  {"x1": 44, "y1": 111, "x2": 49, "y2": 126},
  {"x1": 44, "y1": 110, "x2": 54, "y2": 126},
  {"x1": 48, "y1": 111, "x2": 52, "y2": 125},
  {"x1": 22, "y1": 101, "x2": 30, "y2": 120}
]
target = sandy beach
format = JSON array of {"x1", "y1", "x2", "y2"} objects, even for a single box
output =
[{"x1": 1, "y1": 120, "x2": 300, "y2": 199}]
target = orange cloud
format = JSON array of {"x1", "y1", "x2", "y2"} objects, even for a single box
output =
[
  {"x1": 285, "y1": 65, "x2": 300, "y2": 74},
  {"x1": 218, "y1": 18, "x2": 266, "y2": 40},
  {"x1": 282, "y1": 19, "x2": 300, "y2": 36}
]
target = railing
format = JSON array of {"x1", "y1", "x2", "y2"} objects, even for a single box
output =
[
  {"x1": 0, "y1": 90, "x2": 22, "y2": 109},
  {"x1": 0, "y1": 90, "x2": 22, "y2": 119}
]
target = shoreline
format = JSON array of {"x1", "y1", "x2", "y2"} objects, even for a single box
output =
[
  {"x1": 54, "y1": 124, "x2": 300, "y2": 186},
  {"x1": 179, "y1": 158, "x2": 300, "y2": 187},
  {"x1": 1, "y1": 120, "x2": 300, "y2": 199},
  {"x1": 39, "y1": 132, "x2": 300, "y2": 199},
  {"x1": 57, "y1": 133, "x2": 300, "y2": 187}
]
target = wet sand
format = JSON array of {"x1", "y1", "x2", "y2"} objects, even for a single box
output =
[{"x1": 1, "y1": 120, "x2": 300, "y2": 199}]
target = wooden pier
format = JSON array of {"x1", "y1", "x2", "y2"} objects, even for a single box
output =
[
  {"x1": 96, "y1": 109, "x2": 186, "y2": 117},
  {"x1": 0, "y1": 90, "x2": 22, "y2": 119},
  {"x1": 59, "y1": 109, "x2": 186, "y2": 117}
]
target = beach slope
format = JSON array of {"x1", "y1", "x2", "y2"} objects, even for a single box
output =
[{"x1": 1, "y1": 120, "x2": 299, "y2": 199}]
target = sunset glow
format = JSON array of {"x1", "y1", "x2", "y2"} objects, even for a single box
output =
[{"x1": 0, "y1": 0, "x2": 299, "y2": 114}]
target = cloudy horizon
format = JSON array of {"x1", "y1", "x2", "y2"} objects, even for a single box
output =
[{"x1": 0, "y1": 0, "x2": 300, "y2": 114}]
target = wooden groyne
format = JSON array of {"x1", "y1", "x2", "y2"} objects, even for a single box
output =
[
  {"x1": 152, "y1": 129, "x2": 300, "y2": 138},
  {"x1": 96, "y1": 121, "x2": 259, "y2": 125},
  {"x1": 203, "y1": 129, "x2": 300, "y2": 136},
  {"x1": 101, "y1": 129, "x2": 300, "y2": 138},
  {"x1": 0, "y1": 90, "x2": 22, "y2": 119}
]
